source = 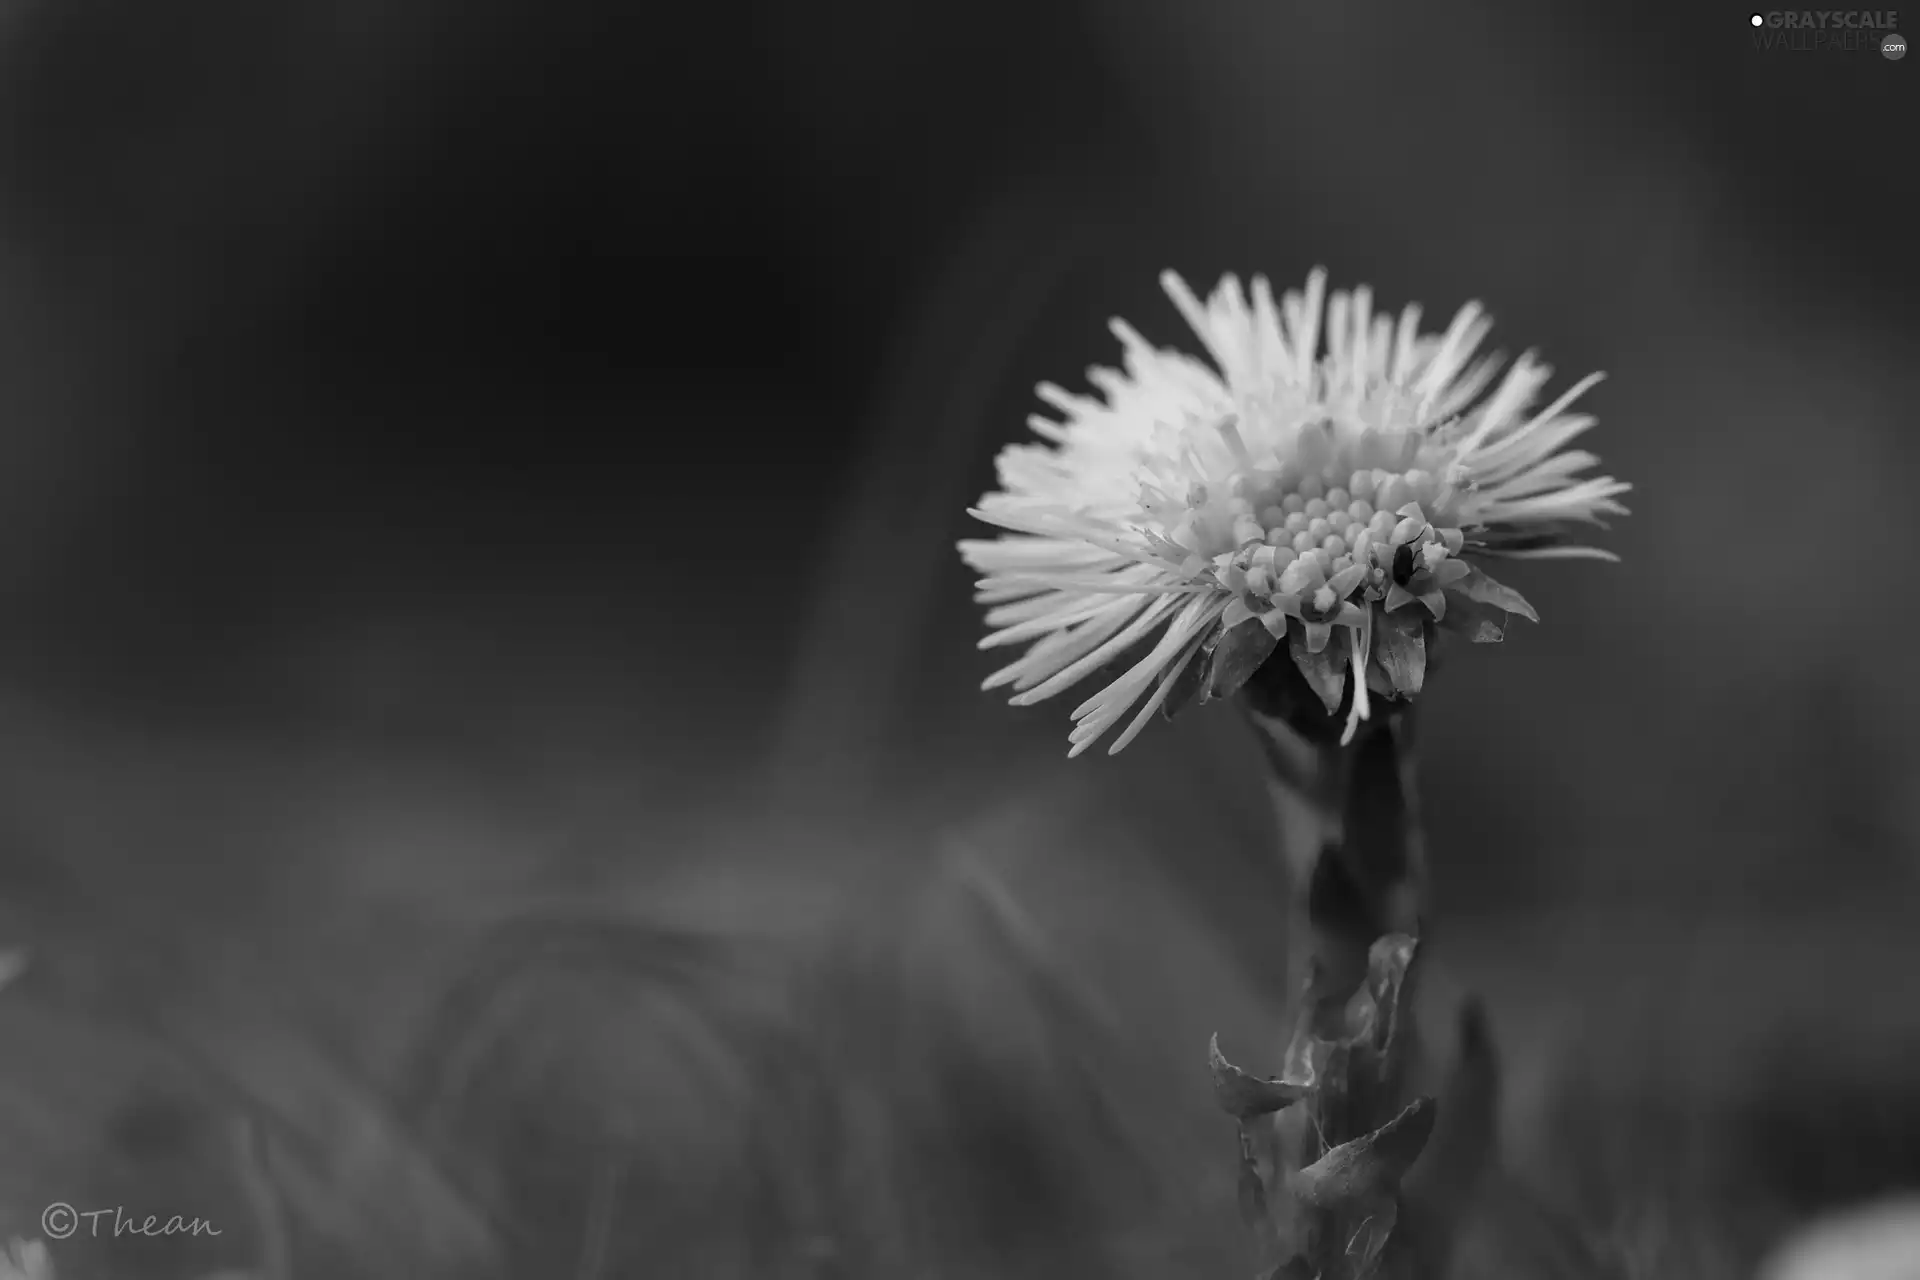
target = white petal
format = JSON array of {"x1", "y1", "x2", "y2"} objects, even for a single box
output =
[{"x1": 1008, "y1": 591, "x2": 1187, "y2": 705}]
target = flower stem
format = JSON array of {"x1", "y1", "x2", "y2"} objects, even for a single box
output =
[
  {"x1": 1207, "y1": 655, "x2": 1497, "y2": 1280},
  {"x1": 1242, "y1": 652, "x2": 1425, "y2": 1003}
]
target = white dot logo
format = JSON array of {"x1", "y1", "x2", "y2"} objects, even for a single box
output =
[
  {"x1": 1750, "y1": 12, "x2": 1765, "y2": 25},
  {"x1": 1884, "y1": 32, "x2": 1907, "y2": 59}
]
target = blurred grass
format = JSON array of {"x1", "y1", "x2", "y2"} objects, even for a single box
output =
[{"x1": 3, "y1": 691, "x2": 1918, "y2": 1278}]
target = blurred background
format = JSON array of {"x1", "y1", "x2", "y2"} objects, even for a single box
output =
[{"x1": 0, "y1": 0, "x2": 1915, "y2": 1276}]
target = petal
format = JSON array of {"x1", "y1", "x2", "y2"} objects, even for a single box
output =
[
  {"x1": 1159, "y1": 648, "x2": 1211, "y2": 721},
  {"x1": 1304, "y1": 619, "x2": 1334, "y2": 653},
  {"x1": 1260, "y1": 607, "x2": 1292, "y2": 639},
  {"x1": 1431, "y1": 558, "x2": 1472, "y2": 587},
  {"x1": 1438, "y1": 593, "x2": 1508, "y2": 643},
  {"x1": 1282, "y1": 557, "x2": 1329, "y2": 594},
  {"x1": 1107, "y1": 616, "x2": 1225, "y2": 753},
  {"x1": 1289, "y1": 629, "x2": 1350, "y2": 715},
  {"x1": 1069, "y1": 594, "x2": 1227, "y2": 751},
  {"x1": 1294, "y1": 420, "x2": 1334, "y2": 473},
  {"x1": 1340, "y1": 608, "x2": 1375, "y2": 746},
  {"x1": 1007, "y1": 592, "x2": 1187, "y2": 703},
  {"x1": 1419, "y1": 590, "x2": 1447, "y2": 620},
  {"x1": 1457, "y1": 564, "x2": 1540, "y2": 623},
  {"x1": 1222, "y1": 595, "x2": 1257, "y2": 631},
  {"x1": 1328, "y1": 563, "x2": 1369, "y2": 597},
  {"x1": 1490, "y1": 545, "x2": 1620, "y2": 562},
  {"x1": 1373, "y1": 610, "x2": 1427, "y2": 696},
  {"x1": 1385, "y1": 583, "x2": 1419, "y2": 612},
  {"x1": 1209, "y1": 619, "x2": 1283, "y2": 700}
]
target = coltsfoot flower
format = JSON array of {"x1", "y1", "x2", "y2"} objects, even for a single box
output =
[{"x1": 959, "y1": 269, "x2": 1629, "y2": 754}]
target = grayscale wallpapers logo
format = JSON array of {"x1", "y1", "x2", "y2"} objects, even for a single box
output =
[{"x1": 1748, "y1": 10, "x2": 1906, "y2": 54}]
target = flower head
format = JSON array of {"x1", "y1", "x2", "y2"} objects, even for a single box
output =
[{"x1": 959, "y1": 269, "x2": 1629, "y2": 755}]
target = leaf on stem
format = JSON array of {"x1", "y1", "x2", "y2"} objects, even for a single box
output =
[
  {"x1": 1281, "y1": 960, "x2": 1349, "y2": 1090},
  {"x1": 1291, "y1": 1096, "x2": 1438, "y2": 1211},
  {"x1": 1237, "y1": 1126, "x2": 1273, "y2": 1234},
  {"x1": 1338, "y1": 934, "x2": 1418, "y2": 1058},
  {"x1": 1345, "y1": 1197, "x2": 1399, "y2": 1278},
  {"x1": 1363, "y1": 934, "x2": 1418, "y2": 1058},
  {"x1": 1209, "y1": 1034, "x2": 1311, "y2": 1120}
]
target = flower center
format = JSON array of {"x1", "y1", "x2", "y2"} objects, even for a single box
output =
[{"x1": 1172, "y1": 457, "x2": 1461, "y2": 580}]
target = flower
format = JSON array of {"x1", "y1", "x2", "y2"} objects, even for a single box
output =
[{"x1": 959, "y1": 268, "x2": 1628, "y2": 755}]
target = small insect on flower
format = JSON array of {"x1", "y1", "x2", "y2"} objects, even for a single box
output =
[{"x1": 959, "y1": 269, "x2": 1629, "y2": 755}]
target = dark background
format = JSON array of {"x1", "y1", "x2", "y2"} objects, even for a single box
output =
[{"x1": 0, "y1": 2, "x2": 1915, "y2": 1277}]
